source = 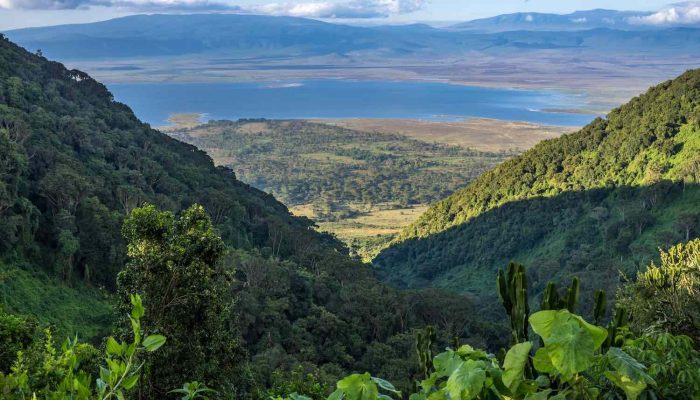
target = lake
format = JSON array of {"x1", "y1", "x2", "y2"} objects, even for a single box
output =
[{"x1": 108, "y1": 80, "x2": 596, "y2": 127}]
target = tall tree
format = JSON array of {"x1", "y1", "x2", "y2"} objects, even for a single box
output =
[{"x1": 117, "y1": 204, "x2": 248, "y2": 398}]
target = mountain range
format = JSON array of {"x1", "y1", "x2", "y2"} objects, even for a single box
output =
[{"x1": 3, "y1": 12, "x2": 700, "y2": 61}]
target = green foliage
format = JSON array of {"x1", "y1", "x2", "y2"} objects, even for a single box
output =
[
  {"x1": 617, "y1": 238, "x2": 700, "y2": 344},
  {"x1": 621, "y1": 333, "x2": 700, "y2": 398},
  {"x1": 0, "y1": 38, "x2": 496, "y2": 397},
  {"x1": 0, "y1": 310, "x2": 36, "y2": 373},
  {"x1": 309, "y1": 311, "x2": 659, "y2": 400},
  {"x1": 170, "y1": 120, "x2": 508, "y2": 221},
  {"x1": 0, "y1": 293, "x2": 166, "y2": 400},
  {"x1": 377, "y1": 69, "x2": 700, "y2": 305},
  {"x1": 169, "y1": 381, "x2": 217, "y2": 400},
  {"x1": 117, "y1": 204, "x2": 245, "y2": 398},
  {"x1": 0, "y1": 262, "x2": 112, "y2": 341}
]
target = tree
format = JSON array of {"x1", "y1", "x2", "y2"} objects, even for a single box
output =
[
  {"x1": 117, "y1": 204, "x2": 247, "y2": 398},
  {"x1": 617, "y1": 239, "x2": 700, "y2": 345}
]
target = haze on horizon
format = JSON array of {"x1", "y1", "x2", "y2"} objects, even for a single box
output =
[{"x1": 0, "y1": 0, "x2": 689, "y2": 30}]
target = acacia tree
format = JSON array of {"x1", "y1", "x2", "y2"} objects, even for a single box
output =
[{"x1": 117, "y1": 204, "x2": 248, "y2": 398}]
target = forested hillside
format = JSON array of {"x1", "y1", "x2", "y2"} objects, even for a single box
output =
[
  {"x1": 0, "y1": 35, "x2": 503, "y2": 395},
  {"x1": 376, "y1": 69, "x2": 700, "y2": 304}
]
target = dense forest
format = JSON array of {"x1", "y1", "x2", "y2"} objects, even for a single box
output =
[
  {"x1": 376, "y1": 69, "x2": 700, "y2": 306},
  {"x1": 0, "y1": 36, "x2": 505, "y2": 397},
  {"x1": 0, "y1": 34, "x2": 700, "y2": 400},
  {"x1": 170, "y1": 120, "x2": 508, "y2": 221}
]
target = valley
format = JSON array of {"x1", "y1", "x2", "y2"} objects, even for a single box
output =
[
  {"x1": 167, "y1": 117, "x2": 574, "y2": 258},
  {"x1": 1, "y1": 5, "x2": 700, "y2": 399}
]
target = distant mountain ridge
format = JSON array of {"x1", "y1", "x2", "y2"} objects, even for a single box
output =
[
  {"x1": 449, "y1": 9, "x2": 654, "y2": 32},
  {"x1": 4, "y1": 13, "x2": 700, "y2": 61}
]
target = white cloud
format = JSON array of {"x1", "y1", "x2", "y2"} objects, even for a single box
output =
[
  {"x1": 249, "y1": 0, "x2": 425, "y2": 18},
  {"x1": 629, "y1": 2, "x2": 700, "y2": 25},
  {"x1": 0, "y1": 0, "x2": 426, "y2": 16},
  {"x1": 524, "y1": 14, "x2": 533, "y2": 22},
  {"x1": 570, "y1": 17, "x2": 587, "y2": 24}
]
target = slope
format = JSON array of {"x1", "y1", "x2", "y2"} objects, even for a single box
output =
[
  {"x1": 375, "y1": 69, "x2": 700, "y2": 304},
  {"x1": 0, "y1": 35, "x2": 504, "y2": 390}
]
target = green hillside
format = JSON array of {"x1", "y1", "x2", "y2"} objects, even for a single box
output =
[
  {"x1": 375, "y1": 69, "x2": 700, "y2": 303},
  {"x1": 0, "y1": 35, "x2": 503, "y2": 394}
]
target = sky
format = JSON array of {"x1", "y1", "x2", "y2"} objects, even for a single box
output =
[{"x1": 0, "y1": 0, "x2": 690, "y2": 30}]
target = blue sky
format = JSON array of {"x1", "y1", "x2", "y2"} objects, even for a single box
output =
[{"x1": 0, "y1": 0, "x2": 680, "y2": 30}]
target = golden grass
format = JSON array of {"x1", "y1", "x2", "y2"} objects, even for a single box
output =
[
  {"x1": 313, "y1": 118, "x2": 577, "y2": 152},
  {"x1": 290, "y1": 203, "x2": 428, "y2": 240}
]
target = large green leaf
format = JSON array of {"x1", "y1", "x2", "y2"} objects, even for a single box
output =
[
  {"x1": 446, "y1": 360, "x2": 486, "y2": 400},
  {"x1": 529, "y1": 311, "x2": 558, "y2": 340},
  {"x1": 604, "y1": 372, "x2": 647, "y2": 400},
  {"x1": 532, "y1": 348, "x2": 554, "y2": 374},
  {"x1": 529, "y1": 310, "x2": 608, "y2": 380},
  {"x1": 606, "y1": 348, "x2": 653, "y2": 383},
  {"x1": 433, "y1": 351, "x2": 464, "y2": 378},
  {"x1": 502, "y1": 341, "x2": 532, "y2": 392},
  {"x1": 545, "y1": 319, "x2": 595, "y2": 380},
  {"x1": 571, "y1": 314, "x2": 608, "y2": 350},
  {"x1": 337, "y1": 373, "x2": 379, "y2": 400}
]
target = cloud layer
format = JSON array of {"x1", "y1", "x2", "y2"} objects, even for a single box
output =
[
  {"x1": 0, "y1": 0, "x2": 425, "y2": 17},
  {"x1": 249, "y1": 0, "x2": 424, "y2": 18},
  {"x1": 630, "y1": 2, "x2": 700, "y2": 25}
]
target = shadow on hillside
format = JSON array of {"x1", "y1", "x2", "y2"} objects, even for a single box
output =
[{"x1": 374, "y1": 181, "x2": 700, "y2": 317}]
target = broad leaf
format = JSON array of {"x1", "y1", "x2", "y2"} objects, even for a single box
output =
[
  {"x1": 337, "y1": 373, "x2": 379, "y2": 400},
  {"x1": 545, "y1": 319, "x2": 595, "y2": 380},
  {"x1": 502, "y1": 341, "x2": 532, "y2": 392},
  {"x1": 571, "y1": 314, "x2": 608, "y2": 350},
  {"x1": 606, "y1": 348, "x2": 654, "y2": 384},
  {"x1": 524, "y1": 390, "x2": 551, "y2": 400},
  {"x1": 106, "y1": 337, "x2": 122, "y2": 356},
  {"x1": 142, "y1": 335, "x2": 166, "y2": 352},
  {"x1": 122, "y1": 374, "x2": 139, "y2": 390},
  {"x1": 532, "y1": 348, "x2": 554, "y2": 374},
  {"x1": 446, "y1": 360, "x2": 486, "y2": 400},
  {"x1": 433, "y1": 351, "x2": 464, "y2": 377},
  {"x1": 529, "y1": 311, "x2": 558, "y2": 340},
  {"x1": 605, "y1": 371, "x2": 647, "y2": 400},
  {"x1": 372, "y1": 377, "x2": 401, "y2": 396}
]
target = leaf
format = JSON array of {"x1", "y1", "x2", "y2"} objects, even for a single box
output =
[
  {"x1": 529, "y1": 310, "x2": 558, "y2": 341},
  {"x1": 571, "y1": 314, "x2": 608, "y2": 350},
  {"x1": 604, "y1": 371, "x2": 647, "y2": 400},
  {"x1": 532, "y1": 348, "x2": 554, "y2": 374},
  {"x1": 142, "y1": 335, "x2": 166, "y2": 352},
  {"x1": 433, "y1": 351, "x2": 463, "y2": 377},
  {"x1": 130, "y1": 294, "x2": 144, "y2": 319},
  {"x1": 337, "y1": 373, "x2": 378, "y2": 400},
  {"x1": 446, "y1": 360, "x2": 486, "y2": 400},
  {"x1": 530, "y1": 310, "x2": 608, "y2": 381},
  {"x1": 606, "y1": 348, "x2": 654, "y2": 384},
  {"x1": 371, "y1": 377, "x2": 401, "y2": 396},
  {"x1": 106, "y1": 337, "x2": 122, "y2": 356},
  {"x1": 328, "y1": 389, "x2": 345, "y2": 400},
  {"x1": 122, "y1": 374, "x2": 139, "y2": 390},
  {"x1": 502, "y1": 341, "x2": 532, "y2": 392},
  {"x1": 289, "y1": 393, "x2": 312, "y2": 400},
  {"x1": 545, "y1": 318, "x2": 595, "y2": 380},
  {"x1": 524, "y1": 390, "x2": 551, "y2": 400}
]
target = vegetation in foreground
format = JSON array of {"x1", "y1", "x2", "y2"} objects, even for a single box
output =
[
  {"x1": 2, "y1": 208, "x2": 699, "y2": 399},
  {"x1": 0, "y1": 35, "x2": 505, "y2": 394}
]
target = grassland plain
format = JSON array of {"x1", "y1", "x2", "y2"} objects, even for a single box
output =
[{"x1": 167, "y1": 117, "x2": 573, "y2": 257}]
